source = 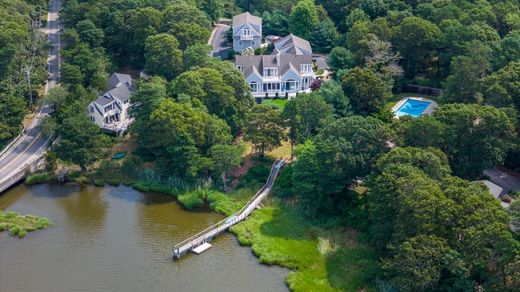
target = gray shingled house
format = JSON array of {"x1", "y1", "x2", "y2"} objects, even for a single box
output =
[
  {"x1": 232, "y1": 12, "x2": 262, "y2": 53},
  {"x1": 235, "y1": 53, "x2": 314, "y2": 98},
  {"x1": 88, "y1": 73, "x2": 135, "y2": 133}
]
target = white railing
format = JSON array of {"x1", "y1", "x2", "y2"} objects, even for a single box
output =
[{"x1": 173, "y1": 159, "x2": 284, "y2": 258}]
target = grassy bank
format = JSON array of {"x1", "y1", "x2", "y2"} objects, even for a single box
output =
[
  {"x1": 0, "y1": 211, "x2": 50, "y2": 238},
  {"x1": 228, "y1": 202, "x2": 379, "y2": 291}
]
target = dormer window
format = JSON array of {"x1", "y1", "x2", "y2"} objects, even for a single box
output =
[
  {"x1": 300, "y1": 64, "x2": 312, "y2": 73},
  {"x1": 263, "y1": 68, "x2": 278, "y2": 77},
  {"x1": 243, "y1": 28, "x2": 251, "y2": 36}
]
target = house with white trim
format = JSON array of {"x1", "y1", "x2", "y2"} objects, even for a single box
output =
[
  {"x1": 232, "y1": 12, "x2": 262, "y2": 53},
  {"x1": 88, "y1": 73, "x2": 135, "y2": 133},
  {"x1": 235, "y1": 53, "x2": 314, "y2": 98}
]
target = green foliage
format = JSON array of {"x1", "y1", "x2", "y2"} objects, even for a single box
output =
[
  {"x1": 319, "y1": 80, "x2": 351, "y2": 118},
  {"x1": 393, "y1": 16, "x2": 441, "y2": 78},
  {"x1": 244, "y1": 105, "x2": 285, "y2": 157},
  {"x1": 171, "y1": 65, "x2": 253, "y2": 134},
  {"x1": 25, "y1": 172, "x2": 52, "y2": 185},
  {"x1": 177, "y1": 190, "x2": 207, "y2": 210},
  {"x1": 0, "y1": 94, "x2": 26, "y2": 147},
  {"x1": 328, "y1": 46, "x2": 355, "y2": 73},
  {"x1": 183, "y1": 44, "x2": 214, "y2": 71},
  {"x1": 366, "y1": 147, "x2": 518, "y2": 290},
  {"x1": 290, "y1": 116, "x2": 390, "y2": 216},
  {"x1": 54, "y1": 113, "x2": 107, "y2": 170},
  {"x1": 262, "y1": 9, "x2": 290, "y2": 36},
  {"x1": 94, "y1": 179, "x2": 105, "y2": 186},
  {"x1": 433, "y1": 103, "x2": 515, "y2": 178},
  {"x1": 341, "y1": 67, "x2": 391, "y2": 115},
  {"x1": 0, "y1": 210, "x2": 50, "y2": 238},
  {"x1": 289, "y1": 0, "x2": 319, "y2": 39},
  {"x1": 229, "y1": 204, "x2": 378, "y2": 291},
  {"x1": 137, "y1": 99, "x2": 232, "y2": 179},
  {"x1": 311, "y1": 19, "x2": 338, "y2": 53},
  {"x1": 282, "y1": 91, "x2": 334, "y2": 146},
  {"x1": 144, "y1": 33, "x2": 183, "y2": 80}
]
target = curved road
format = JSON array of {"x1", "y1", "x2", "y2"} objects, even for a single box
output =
[{"x1": 0, "y1": 0, "x2": 61, "y2": 193}]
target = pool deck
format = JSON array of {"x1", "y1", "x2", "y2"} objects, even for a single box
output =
[{"x1": 391, "y1": 97, "x2": 438, "y2": 118}]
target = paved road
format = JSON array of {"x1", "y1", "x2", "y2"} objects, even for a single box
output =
[
  {"x1": 210, "y1": 24, "x2": 230, "y2": 59},
  {"x1": 484, "y1": 167, "x2": 520, "y2": 194},
  {"x1": 0, "y1": 0, "x2": 61, "y2": 193}
]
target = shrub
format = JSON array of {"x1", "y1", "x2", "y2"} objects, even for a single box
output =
[
  {"x1": 25, "y1": 172, "x2": 51, "y2": 185},
  {"x1": 94, "y1": 179, "x2": 105, "y2": 186},
  {"x1": 9, "y1": 224, "x2": 21, "y2": 236},
  {"x1": 74, "y1": 176, "x2": 88, "y2": 184},
  {"x1": 18, "y1": 229, "x2": 27, "y2": 238},
  {"x1": 178, "y1": 194, "x2": 205, "y2": 210}
]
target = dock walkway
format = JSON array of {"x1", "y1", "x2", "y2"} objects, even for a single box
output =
[{"x1": 173, "y1": 159, "x2": 285, "y2": 259}]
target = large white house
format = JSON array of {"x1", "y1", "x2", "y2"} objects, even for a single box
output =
[
  {"x1": 233, "y1": 13, "x2": 316, "y2": 98},
  {"x1": 235, "y1": 53, "x2": 314, "y2": 98},
  {"x1": 88, "y1": 73, "x2": 135, "y2": 133}
]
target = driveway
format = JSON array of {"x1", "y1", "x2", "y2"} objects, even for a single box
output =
[
  {"x1": 210, "y1": 24, "x2": 230, "y2": 59},
  {"x1": 484, "y1": 167, "x2": 520, "y2": 194}
]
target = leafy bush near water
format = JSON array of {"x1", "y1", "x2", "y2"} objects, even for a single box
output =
[
  {"x1": 25, "y1": 172, "x2": 52, "y2": 185},
  {"x1": 94, "y1": 179, "x2": 105, "y2": 186}
]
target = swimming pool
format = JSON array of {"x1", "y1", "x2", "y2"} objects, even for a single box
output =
[{"x1": 394, "y1": 98, "x2": 432, "y2": 117}]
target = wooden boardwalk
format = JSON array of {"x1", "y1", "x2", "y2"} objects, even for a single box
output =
[{"x1": 173, "y1": 159, "x2": 285, "y2": 259}]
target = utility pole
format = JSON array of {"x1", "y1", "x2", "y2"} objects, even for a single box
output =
[
  {"x1": 25, "y1": 6, "x2": 41, "y2": 113},
  {"x1": 26, "y1": 67, "x2": 33, "y2": 112}
]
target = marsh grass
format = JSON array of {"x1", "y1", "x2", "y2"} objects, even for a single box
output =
[
  {"x1": 0, "y1": 211, "x2": 50, "y2": 238},
  {"x1": 229, "y1": 204, "x2": 379, "y2": 291}
]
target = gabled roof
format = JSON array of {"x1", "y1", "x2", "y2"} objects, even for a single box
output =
[
  {"x1": 235, "y1": 53, "x2": 312, "y2": 78},
  {"x1": 93, "y1": 96, "x2": 114, "y2": 107},
  {"x1": 104, "y1": 83, "x2": 133, "y2": 102},
  {"x1": 233, "y1": 12, "x2": 262, "y2": 36},
  {"x1": 108, "y1": 73, "x2": 133, "y2": 90},
  {"x1": 273, "y1": 34, "x2": 312, "y2": 56},
  {"x1": 233, "y1": 12, "x2": 261, "y2": 27}
]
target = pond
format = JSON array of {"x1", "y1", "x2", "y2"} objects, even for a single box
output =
[{"x1": 0, "y1": 184, "x2": 288, "y2": 292}]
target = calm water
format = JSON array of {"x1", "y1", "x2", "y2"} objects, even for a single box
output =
[{"x1": 0, "y1": 184, "x2": 288, "y2": 292}]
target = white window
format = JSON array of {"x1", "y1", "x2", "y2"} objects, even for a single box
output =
[
  {"x1": 263, "y1": 68, "x2": 278, "y2": 77},
  {"x1": 251, "y1": 41, "x2": 256, "y2": 47},
  {"x1": 243, "y1": 28, "x2": 251, "y2": 36},
  {"x1": 89, "y1": 106, "x2": 94, "y2": 113},
  {"x1": 250, "y1": 82, "x2": 259, "y2": 92},
  {"x1": 236, "y1": 65, "x2": 243, "y2": 72},
  {"x1": 302, "y1": 78, "x2": 311, "y2": 89},
  {"x1": 238, "y1": 41, "x2": 243, "y2": 47},
  {"x1": 90, "y1": 116, "x2": 95, "y2": 122},
  {"x1": 300, "y1": 64, "x2": 312, "y2": 73},
  {"x1": 263, "y1": 82, "x2": 280, "y2": 92}
]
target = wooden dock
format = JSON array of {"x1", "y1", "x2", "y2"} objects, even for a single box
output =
[{"x1": 173, "y1": 159, "x2": 285, "y2": 259}]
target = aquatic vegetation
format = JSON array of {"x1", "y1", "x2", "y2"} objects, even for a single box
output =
[{"x1": 0, "y1": 211, "x2": 50, "y2": 238}]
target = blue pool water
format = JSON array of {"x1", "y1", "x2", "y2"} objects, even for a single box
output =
[{"x1": 394, "y1": 99, "x2": 431, "y2": 117}]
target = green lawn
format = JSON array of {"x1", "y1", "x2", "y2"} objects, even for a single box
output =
[{"x1": 261, "y1": 99, "x2": 289, "y2": 110}]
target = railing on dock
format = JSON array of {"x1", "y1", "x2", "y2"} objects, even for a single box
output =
[{"x1": 173, "y1": 159, "x2": 285, "y2": 259}]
